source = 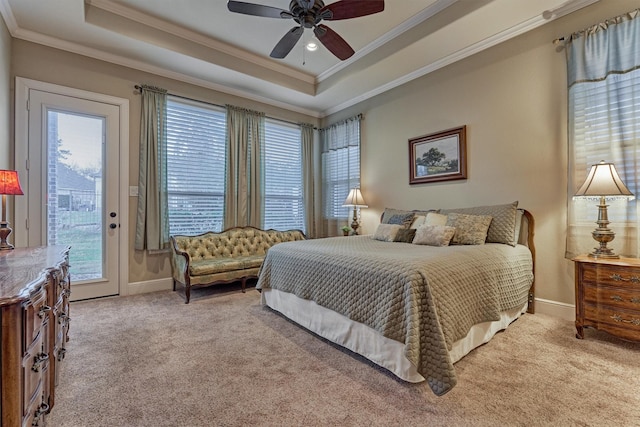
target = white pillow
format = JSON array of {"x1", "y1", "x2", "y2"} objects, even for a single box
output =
[
  {"x1": 412, "y1": 224, "x2": 456, "y2": 247},
  {"x1": 373, "y1": 223, "x2": 403, "y2": 242},
  {"x1": 410, "y1": 215, "x2": 426, "y2": 229},
  {"x1": 424, "y1": 212, "x2": 448, "y2": 226}
]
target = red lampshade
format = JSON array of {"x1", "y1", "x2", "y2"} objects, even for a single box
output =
[{"x1": 0, "y1": 170, "x2": 24, "y2": 196}]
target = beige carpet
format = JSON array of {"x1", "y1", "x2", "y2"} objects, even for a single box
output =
[{"x1": 47, "y1": 285, "x2": 640, "y2": 427}]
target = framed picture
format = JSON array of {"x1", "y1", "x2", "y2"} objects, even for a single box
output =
[{"x1": 409, "y1": 125, "x2": 467, "y2": 185}]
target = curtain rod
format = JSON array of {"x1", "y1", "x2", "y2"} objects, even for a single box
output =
[
  {"x1": 552, "y1": 7, "x2": 640, "y2": 45},
  {"x1": 134, "y1": 84, "x2": 315, "y2": 129}
]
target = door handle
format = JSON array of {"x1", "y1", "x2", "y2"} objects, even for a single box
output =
[{"x1": 109, "y1": 223, "x2": 117, "y2": 229}]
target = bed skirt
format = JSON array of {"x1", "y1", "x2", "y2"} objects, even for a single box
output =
[{"x1": 261, "y1": 288, "x2": 527, "y2": 383}]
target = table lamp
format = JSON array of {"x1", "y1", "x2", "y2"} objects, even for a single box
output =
[
  {"x1": 0, "y1": 170, "x2": 24, "y2": 250},
  {"x1": 574, "y1": 161, "x2": 634, "y2": 259},
  {"x1": 342, "y1": 188, "x2": 367, "y2": 235}
]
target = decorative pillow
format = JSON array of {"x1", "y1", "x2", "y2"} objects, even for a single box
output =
[
  {"x1": 445, "y1": 213, "x2": 493, "y2": 245},
  {"x1": 410, "y1": 215, "x2": 426, "y2": 229},
  {"x1": 394, "y1": 228, "x2": 417, "y2": 243},
  {"x1": 424, "y1": 212, "x2": 448, "y2": 226},
  {"x1": 440, "y1": 201, "x2": 519, "y2": 246},
  {"x1": 513, "y1": 209, "x2": 524, "y2": 246},
  {"x1": 381, "y1": 211, "x2": 415, "y2": 229},
  {"x1": 373, "y1": 224, "x2": 403, "y2": 242},
  {"x1": 412, "y1": 225, "x2": 456, "y2": 247}
]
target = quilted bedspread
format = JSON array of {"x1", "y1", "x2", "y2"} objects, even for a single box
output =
[{"x1": 256, "y1": 235, "x2": 533, "y2": 396}]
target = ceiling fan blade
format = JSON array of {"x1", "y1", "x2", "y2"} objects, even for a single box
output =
[
  {"x1": 320, "y1": 1, "x2": 384, "y2": 20},
  {"x1": 313, "y1": 24, "x2": 355, "y2": 60},
  {"x1": 270, "y1": 27, "x2": 304, "y2": 59},
  {"x1": 227, "y1": 1, "x2": 291, "y2": 19},
  {"x1": 296, "y1": 0, "x2": 315, "y2": 11}
]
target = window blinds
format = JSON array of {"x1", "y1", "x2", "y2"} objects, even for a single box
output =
[
  {"x1": 166, "y1": 97, "x2": 226, "y2": 235},
  {"x1": 263, "y1": 119, "x2": 305, "y2": 232}
]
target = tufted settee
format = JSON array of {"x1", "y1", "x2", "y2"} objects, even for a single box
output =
[{"x1": 170, "y1": 226, "x2": 306, "y2": 303}]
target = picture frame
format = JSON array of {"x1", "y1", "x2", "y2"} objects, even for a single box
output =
[{"x1": 408, "y1": 125, "x2": 467, "y2": 185}]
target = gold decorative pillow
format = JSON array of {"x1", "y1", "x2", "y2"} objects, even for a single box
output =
[
  {"x1": 445, "y1": 213, "x2": 493, "y2": 245},
  {"x1": 373, "y1": 224, "x2": 403, "y2": 242},
  {"x1": 424, "y1": 212, "x2": 448, "y2": 226},
  {"x1": 412, "y1": 225, "x2": 456, "y2": 246}
]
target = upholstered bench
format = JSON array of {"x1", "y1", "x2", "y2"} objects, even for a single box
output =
[{"x1": 169, "y1": 226, "x2": 306, "y2": 303}]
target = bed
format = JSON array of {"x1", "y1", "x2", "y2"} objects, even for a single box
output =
[{"x1": 256, "y1": 204, "x2": 535, "y2": 396}]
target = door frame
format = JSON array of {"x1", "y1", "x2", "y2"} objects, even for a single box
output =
[{"x1": 14, "y1": 77, "x2": 130, "y2": 297}]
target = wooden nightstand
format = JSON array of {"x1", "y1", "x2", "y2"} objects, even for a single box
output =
[{"x1": 573, "y1": 255, "x2": 640, "y2": 342}]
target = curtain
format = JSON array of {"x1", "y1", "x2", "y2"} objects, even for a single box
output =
[
  {"x1": 134, "y1": 85, "x2": 169, "y2": 251},
  {"x1": 224, "y1": 105, "x2": 265, "y2": 228},
  {"x1": 300, "y1": 123, "x2": 317, "y2": 238},
  {"x1": 320, "y1": 114, "x2": 362, "y2": 237},
  {"x1": 566, "y1": 9, "x2": 640, "y2": 258}
]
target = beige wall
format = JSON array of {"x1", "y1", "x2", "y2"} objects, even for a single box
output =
[
  {"x1": 324, "y1": 0, "x2": 638, "y2": 307},
  {"x1": 1, "y1": 16, "x2": 10, "y2": 167},
  {"x1": 10, "y1": 40, "x2": 319, "y2": 284}
]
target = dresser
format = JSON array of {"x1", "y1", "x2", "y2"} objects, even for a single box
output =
[
  {"x1": 0, "y1": 246, "x2": 71, "y2": 427},
  {"x1": 573, "y1": 255, "x2": 640, "y2": 342}
]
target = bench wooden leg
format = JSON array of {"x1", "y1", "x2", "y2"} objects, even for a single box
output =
[
  {"x1": 185, "y1": 284, "x2": 191, "y2": 304},
  {"x1": 241, "y1": 277, "x2": 246, "y2": 293}
]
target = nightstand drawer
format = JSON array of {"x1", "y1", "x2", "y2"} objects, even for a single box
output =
[
  {"x1": 583, "y1": 284, "x2": 640, "y2": 311},
  {"x1": 581, "y1": 264, "x2": 640, "y2": 287},
  {"x1": 584, "y1": 304, "x2": 640, "y2": 334}
]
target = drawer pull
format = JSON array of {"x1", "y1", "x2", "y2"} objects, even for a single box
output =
[
  {"x1": 57, "y1": 347, "x2": 67, "y2": 361},
  {"x1": 631, "y1": 276, "x2": 640, "y2": 283},
  {"x1": 610, "y1": 274, "x2": 625, "y2": 281},
  {"x1": 632, "y1": 297, "x2": 640, "y2": 304},
  {"x1": 32, "y1": 402, "x2": 50, "y2": 426},
  {"x1": 37, "y1": 305, "x2": 52, "y2": 319},
  {"x1": 610, "y1": 315, "x2": 640, "y2": 326},
  {"x1": 58, "y1": 312, "x2": 69, "y2": 325},
  {"x1": 31, "y1": 352, "x2": 50, "y2": 372},
  {"x1": 611, "y1": 295, "x2": 623, "y2": 302}
]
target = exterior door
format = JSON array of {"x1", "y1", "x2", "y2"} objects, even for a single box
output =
[{"x1": 23, "y1": 88, "x2": 121, "y2": 300}]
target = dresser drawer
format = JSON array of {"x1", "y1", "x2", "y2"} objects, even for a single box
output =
[
  {"x1": 23, "y1": 287, "x2": 50, "y2": 353},
  {"x1": 582, "y1": 264, "x2": 640, "y2": 287},
  {"x1": 583, "y1": 283, "x2": 640, "y2": 311},
  {"x1": 22, "y1": 332, "x2": 48, "y2": 415},
  {"x1": 584, "y1": 304, "x2": 640, "y2": 340}
]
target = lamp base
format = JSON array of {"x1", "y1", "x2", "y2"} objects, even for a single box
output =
[
  {"x1": 0, "y1": 222, "x2": 15, "y2": 250},
  {"x1": 588, "y1": 227, "x2": 618, "y2": 259},
  {"x1": 350, "y1": 207, "x2": 360, "y2": 235}
]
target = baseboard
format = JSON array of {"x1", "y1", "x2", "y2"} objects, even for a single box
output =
[
  {"x1": 126, "y1": 278, "x2": 173, "y2": 296},
  {"x1": 534, "y1": 298, "x2": 575, "y2": 321}
]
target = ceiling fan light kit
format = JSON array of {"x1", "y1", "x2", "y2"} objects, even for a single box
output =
[{"x1": 227, "y1": 0, "x2": 384, "y2": 60}]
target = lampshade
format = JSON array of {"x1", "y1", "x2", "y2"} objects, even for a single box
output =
[
  {"x1": 574, "y1": 161, "x2": 634, "y2": 199},
  {"x1": 342, "y1": 188, "x2": 368, "y2": 207},
  {"x1": 0, "y1": 170, "x2": 24, "y2": 196}
]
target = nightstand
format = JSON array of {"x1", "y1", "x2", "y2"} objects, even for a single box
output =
[{"x1": 573, "y1": 255, "x2": 640, "y2": 342}]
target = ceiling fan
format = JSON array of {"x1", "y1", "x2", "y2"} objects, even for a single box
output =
[{"x1": 227, "y1": 0, "x2": 385, "y2": 60}]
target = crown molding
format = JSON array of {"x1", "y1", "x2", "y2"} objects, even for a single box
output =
[
  {"x1": 317, "y1": 0, "x2": 457, "y2": 82},
  {"x1": 10, "y1": 26, "x2": 322, "y2": 118},
  {"x1": 86, "y1": 0, "x2": 315, "y2": 85},
  {"x1": 321, "y1": 2, "x2": 597, "y2": 117},
  {"x1": 0, "y1": 0, "x2": 17, "y2": 33}
]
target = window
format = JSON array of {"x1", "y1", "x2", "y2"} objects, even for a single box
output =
[
  {"x1": 263, "y1": 119, "x2": 305, "y2": 232},
  {"x1": 166, "y1": 97, "x2": 226, "y2": 235},
  {"x1": 569, "y1": 69, "x2": 640, "y2": 224},
  {"x1": 321, "y1": 117, "x2": 361, "y2": 220}
]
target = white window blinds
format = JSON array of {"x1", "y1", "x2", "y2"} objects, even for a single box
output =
[
  {"x1": 321, "y1": 117, "x2": 361, "y2": 220},
  {"x1": 166, "y1": 97, "x2": 226, "y2": 235},
  {"x1": 263, "y1": 119, "x2": 305, "y2": 232},
  {"x1": 569, "y1": 70, "x2": 640, "y2": 224}
]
